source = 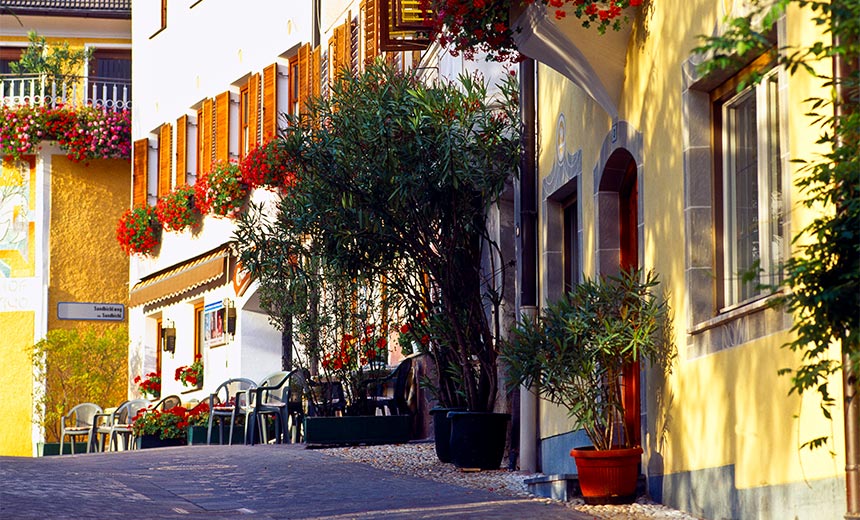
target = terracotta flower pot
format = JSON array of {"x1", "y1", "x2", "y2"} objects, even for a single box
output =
[{"x1": 569, "y1": 446, "x2": 643, "y2": 505}]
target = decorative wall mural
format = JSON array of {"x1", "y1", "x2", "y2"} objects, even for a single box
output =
[{"x1": 0, "y1": 156, "x2": 36, "y2": 278}]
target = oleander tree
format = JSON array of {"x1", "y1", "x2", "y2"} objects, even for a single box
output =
[{"x1": 234, "y1": 62, "x2": 522, "y2": 413}]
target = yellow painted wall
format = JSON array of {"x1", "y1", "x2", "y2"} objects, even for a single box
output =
[
  {"x1": 49, "y1": 155, "x2": 130, "y2": 332},
  {"x1": 534, "y1": 0, "x2": 844, "y2": 497},
  {"x1": 0, "y1": 311, "x2": 35, "y2": 456}
]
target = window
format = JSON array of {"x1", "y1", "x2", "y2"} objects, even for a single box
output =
[
  {"x1": 88, "y1": 48, "x2": 131, "y2": 101},
  {"x1": 562, "y1": 197, "x2": 579, "y2": 293},
  {"x1": 193, "y1": 302, "x2": 204, "y2": 360},
  {"x1": 151, "y1": 0, "x2": 168, "y2": 38},
  {"x1": 714, "y1": 67, "x2": 784, "y2": 308},
  {"x1": 0, "y1": 47, "x2": 22, "y2": 74}
]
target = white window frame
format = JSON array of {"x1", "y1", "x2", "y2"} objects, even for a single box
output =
[{"x1": 721, "y1": 68, "x2": 784, "y2": 308}]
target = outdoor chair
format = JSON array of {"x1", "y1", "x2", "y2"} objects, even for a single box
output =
[
  {"x1": 151, "y1": 394, "x2": 181, "y2": 412},
  {"x1": 360, "y1": 356, "x2": 415, "y2": 416},
  {"x1": 207, "y1": 377, "x2": 256, "y2": 445},
  {"x1": 94, "y1": 399, "x2": 150, "y2": 451},
  {"x1": 59, "y1": 402, "x2": 103, "y2": 455},
  {"x1": 241, "y1": 370, "x2": 298, "y2": 445}
]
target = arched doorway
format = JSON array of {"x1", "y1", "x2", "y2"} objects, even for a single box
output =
[{"x1": 597, "y1": 147, "x2": 641, "y2": 448}]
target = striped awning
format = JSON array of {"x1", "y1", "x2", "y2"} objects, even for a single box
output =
[{"x1": 129, "y1": 247, "x2": 228, "y2": 308}]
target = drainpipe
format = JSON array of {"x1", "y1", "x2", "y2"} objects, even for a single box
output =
[
  {"x1": 518, "y1": 57, "x2": 539, "y2": 473},
  {"x1": 834, "y1": 13, "x2": 860, "y2": 518}
]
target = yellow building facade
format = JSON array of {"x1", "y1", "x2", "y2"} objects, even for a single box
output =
[
  {"x1": 513, "y1": 0, "x2": 848, "y2": 517},
  {"x1": 0, "y1": 1, "x2": 132, "y2": 456}
]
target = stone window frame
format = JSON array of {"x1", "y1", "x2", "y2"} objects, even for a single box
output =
[{"x1": 681, "y1": 17, "x2": 792, "y2": 360}]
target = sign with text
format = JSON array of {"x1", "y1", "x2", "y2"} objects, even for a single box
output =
[{"x1": 57, "y1": 302, "x2": 125, "y2": 321}]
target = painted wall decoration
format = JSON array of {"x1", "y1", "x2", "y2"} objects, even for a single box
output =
[{"x1": 0, "y1": 156, "x2": 36, "y2": 278}]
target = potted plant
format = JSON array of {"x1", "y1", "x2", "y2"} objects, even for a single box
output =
[
  {"x1": 134, "y1": 371, "x2": 162, "y2": 400},
  {"x1": 131, "y1": 405, "x2": 189, "y2": 448},
  {"x1": 184, "y1": 402, "x2": 214, "y2": 445},
  {"x1": 175, "y1": 354, "x2": 204, "y2": 390},
  {"x1": 239, "y1": 139, "x2": 298, "y2": 191},
  {"x1": 155, "y1": 184, "x2": 201, "y2": 232},
  {"x1": 502, "y1": 268, "x2": 674, "y2": 503},
  {"x1": 429, "y1": 0, "x2": 643, "y2": 63},
  {"x1": 115, "y1": 205, "x2": 161, "y2": 256},
  {"x1": 194, "y1": 159, "x2": 249, "y2": 217}
]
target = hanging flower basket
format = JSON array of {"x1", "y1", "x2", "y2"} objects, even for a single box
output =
[
  {"x1": 194, "y1": 160, "x2": 249, "y2": 217},
  {"x1": 116, "y1": 205, "x2": 161, "y2": 256},
  {"x1": 156, "y1": 184, "x2": 201, "y2": 232},
  {"x1": 429, "y1": 0, "x2": 643, "y2": 62},
  {"x1": 240, "y1": 139, "x2": 298, "y2": 191}
]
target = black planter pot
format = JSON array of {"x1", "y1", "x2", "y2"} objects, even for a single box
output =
[
  {"x1": 430, "y1": 407, "x2": 464, "y2": 463},
  {"x1": 447, "y1": 411, "x2": 511, "y2": 470}
]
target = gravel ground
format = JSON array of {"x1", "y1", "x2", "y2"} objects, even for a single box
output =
[{"x1": 324, "y1": 442, "x2": 703, "y2": 520}]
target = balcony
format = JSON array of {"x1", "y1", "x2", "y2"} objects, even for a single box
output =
[{"x1": 0, "y1": 73, "x2": 131, "y2": 111}]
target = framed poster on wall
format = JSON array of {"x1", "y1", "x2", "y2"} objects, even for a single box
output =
[{"x1": 203, "y1": 300, "x2": 226, "y2": 348}]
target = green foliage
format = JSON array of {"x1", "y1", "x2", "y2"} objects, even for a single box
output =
[
  {"x1": 501, "y1": 269, "x2": 674, "y2": 450},
  {"x1": 695, "y1": 0, "x2": 859, "y2": 449},
  {"x1": 30, "y1": 325, "x2": 129, "y2": 442},
  {"x1": 9, "y1": 31, "x2": 92, "y2": 80},
  {"x1": 234, "y1": 62, "x2": 522, "y2": 412}
]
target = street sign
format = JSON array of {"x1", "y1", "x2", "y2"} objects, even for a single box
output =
[{"x1": 57, "y1": 302, "x2": 125, "y2": 321}]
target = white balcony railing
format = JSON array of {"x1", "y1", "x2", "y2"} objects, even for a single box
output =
[{"x1": 0, "y1": 73, "x2": 131, "y2": 111}]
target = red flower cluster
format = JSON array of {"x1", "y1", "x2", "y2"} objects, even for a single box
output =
[
  {"x1": 322, "y1": 324, "x2": 389, "y2": 371},
  {"x1": 133, "y1": 371, "x2": 161, "y2": 399},
  {"x1": 0, "y1": 104, "x2": 131, "y2": 163},
  {"x1": 175, "y1": 354, "x2": 204, "y2": 388},
  {"x1": 429, "y1": 0, "x2": 642, "y2": 62},
  {"x1": 193, "y1": 160, "x2": 249, "y2": 217},
  {"x1": 155, "y1": 184, "x2": 200, "y2": 232},
  {"x1": 131, "y1": 402, "x2": 210, "y2": 440},
  {"x1": 115, "y1": 205, "x2": 161, "y2": 256},
  {"x1": 240, "y1": 139, "x2": 298, "y2": 191}
]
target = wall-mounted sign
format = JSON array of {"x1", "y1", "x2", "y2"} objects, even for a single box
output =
[
  {"x1": 57, "y1": 302, "x2": 125, "y2": 321},
  {"x1": 203, "y1": 300, "x2": 226, "y2": 348}
]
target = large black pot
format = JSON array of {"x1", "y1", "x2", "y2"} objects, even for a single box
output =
[
  {"x1": 430, "y1": 407, "x2": 464, "y2": 463},
  {"x1": 447, "y1": 411, "x2": 511, "y2": 470}
]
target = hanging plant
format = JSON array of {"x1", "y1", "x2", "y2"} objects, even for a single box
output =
[
  {"x1": 155, "y1": 184, "x2": 201, "y2": 232},
  {"x1": 240, "y1": 139, "x2": 298, "y2": 190},
  {"x1": 194, "y1": 160, "x2": 249, "y2": 217},
  {"x1": 116, "y1": 205, "x2": 161, "y2": 256},
  {"x1": 0, "y1": 105, "x2": 131, "y2": 163},
  {"x1": 429, "y1": 0, "x2": 643, "y2": 62}
]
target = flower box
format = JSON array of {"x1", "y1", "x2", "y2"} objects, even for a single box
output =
[
  {"x1": 186, "y1": 425, "x2": 245, "y2": 445},
  {"x1": 303, "y1": 415, "x2": 411, "y2": 446},
  {"x1": 135, "y1": 434, "x2": 186, "y2": 449},
  {"x1": 37, "y1": 441, "x2": 90, "y2": 456}
]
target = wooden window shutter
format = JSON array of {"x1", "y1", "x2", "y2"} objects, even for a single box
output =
[
  {"x1": 215, "y1": 91, "x2": 230, "y2": 163},
  {"x1": 176, "y1": 115, "x2": 187, "y2": 186},
  {"x1": 298, "y1": 44, "x2": 310, "y2": 114},
  {"x1": 133, "y1": 138, "x2": 148, "y2": 206},
  {"x1": 362, "y1": 0, "x2": 377, "y2": 65},
  {"x1": 312, "y1": 46, "x2": 321, "y2": 99},
  {"x1": 158, "y1": 123, "x2": 172, "y2": 196},
  {"x1": 263, "y1": 64, "x2": 277, "y2": 140},
  {"x1": 334, "y1": 23, "x2": 347, "y2": 78},
  {"x1": 249, "y1": 72, "x2": 261, "y2": 149},
  {"x1": 198, "y1": 99, "x2": 213, "y2": 174}
]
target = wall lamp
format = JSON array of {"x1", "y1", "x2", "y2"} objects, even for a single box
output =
[{"x1": 162, "y1": 319, "x2": 176, "y2": 353}]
